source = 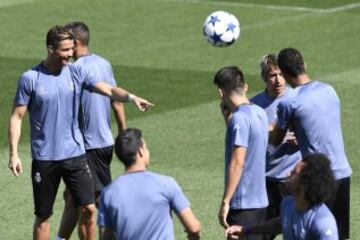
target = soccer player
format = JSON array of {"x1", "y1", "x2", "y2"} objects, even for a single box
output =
[
  {"x1": 8, "y1": 25, "x2": 153, "y2": 240},
  {"x1": 214, "y1": 66, "x2": 268, "y2": 240},
  {"x1": 225, "y1": 153, "x2": 338, "y2": 240},
  {"x1": 56, "y1": 21, "x2": 127, "y2": 240},
  {"x1": 98, "y1": 128, "x2": 201, "y2": 240},
  {"x1": 250, "y1": 54, "x2": 302, "y2": 239},
  {"x1": 269, "y1": 48, "x2": 352, "y2": 240}
]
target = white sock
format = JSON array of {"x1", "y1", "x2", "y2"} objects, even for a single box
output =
[{"x1": 55, "y1": 236, "x2": 66, "y2": 240}]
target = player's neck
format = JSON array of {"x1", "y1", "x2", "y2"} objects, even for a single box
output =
[
  {"x1": 42, "y1": 58, "x2": 63, "y2": 75},
  {"x1": 293, "y1": 74, "x2": 311, "y2": 87},
  {"x1": 294, "y1": 194, "x2": 310, "y2": 212},
  {"x1": 126, "y1": 162, "x2": 147, "y2": 173},
  {"x1": 75, "y1": 46, "x2": 91, "y2": 58},
  {"x1": 230, "y1": 95, "x2": 250, "y2": 111}
]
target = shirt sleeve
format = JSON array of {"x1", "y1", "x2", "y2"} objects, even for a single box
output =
[
  {"x1": 228, "y1": 115, "x2": 249, "y2": 148},
  {"x1": 108, "y1": 64, "x2": 117, "y2": 87},
  {"x1": 167, "y1": 177, "x2": 190, "y2": 214},
  {"x1": 14, "y1": 74, "x2": 32, "y2": 105},
  {"x1": 311, "y1": 211, "x2": 339, "y2": 240},
  {"x1": 70, "y1": 64, "x2": 101, "y2": 91},
  {"x1": 276, "y1": 99, "x2": 293, "y2": 130},
  {"x1": 97, "y1": 189, "x2": 112, "y2": 229}
]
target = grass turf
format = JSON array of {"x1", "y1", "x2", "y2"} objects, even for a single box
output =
[{"x1": 0, "y1": 0, "x2": 359, "y2": 239}]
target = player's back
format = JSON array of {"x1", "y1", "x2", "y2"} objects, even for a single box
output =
[
  {"x1": 289, "y1": 81, "x2": 351, "y2": 179},
  {"x1": 280, "y1": 196, "x2": 338, "y2": 240},
  {"x1": 98, "y1": 171, "x2": 189, "y2": 240},
  {"x1": 75, "y1": 54, "x2": 116, "y2": 149},
  {"x1": 225, "y1": 104, "x2": 269, "y2": 209}
]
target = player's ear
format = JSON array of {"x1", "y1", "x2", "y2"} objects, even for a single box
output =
[
  {"x1": 47, "y1": 45, "x2": 54, "y2": 54},
  {"x1": 137, "y1": 145, "x2": 145, "y2": 158},
  {"x1": 218, "y1": 88, "x2": 225, "y2": 99},
  {"x1": 244, "y1": 83, "x2": 248, "y2": 93},
  {"x1": 75, "y1": 39, "x2": 81, "y2": 47}
]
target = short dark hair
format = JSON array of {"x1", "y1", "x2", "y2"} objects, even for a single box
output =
[
  {"x1": 213, "y1": 66, "x2": 245, "y2": 93},
  {"x1": 259, "y1": 53, "x2": 278, "y2": 81},
  {"x1": 300, "y1": 153, "x2": 335, "y2": 207},
  {"x1": 46, "y1": 25, "x2": 74, "y2": 49},
  {"x1": 65, "y1": 21, "x2": 90, "y2": 45},
  {"x1": 278, "y1": 48, "x2": 305, "y2": 78},
  {"x1": 115, "y1": 128, "x2": 143, "y2": 167}
]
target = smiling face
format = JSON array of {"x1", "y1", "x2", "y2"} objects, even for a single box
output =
[
  {"x1": 265, "y1": 65, "x2": 286, "y2": 98},
  {"x1": 49, "y1": 39, "x2": 75, "y2": 66}
]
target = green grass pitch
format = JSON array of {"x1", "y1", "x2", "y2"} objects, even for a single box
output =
[{"x1": 0, "y1": 0, "x2": 359, "y2": 239}]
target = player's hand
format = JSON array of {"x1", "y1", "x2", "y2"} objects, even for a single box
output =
[
  {"x1": 285, "y1": 131, "x2": 298, "y2": 146},
  {"x1": 225, "y1": 225, "x2": 244, "y2": 239},
  {"x1": 8, "y1": 155, "x2": 23, "y2": 177},
  {"x1": 220, "y1": 102, "x2": 231, "y2": 124},
  {"x1": 185, "y1": 230, "x2": 200, "y2": 240},
  {"x1": 218, "y1": 201, "x2": 230, "y2": 229},
  {"x1": 133, "y1": 96, "x2": 154, "y2": 112}
]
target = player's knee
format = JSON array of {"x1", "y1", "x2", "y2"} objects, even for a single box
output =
[
  {"x1": 34, "y1": 215, "x2": 51, "y2": 228},
  {"x1": 80, "y1": 204, "x2": 96, "y2": 218}
]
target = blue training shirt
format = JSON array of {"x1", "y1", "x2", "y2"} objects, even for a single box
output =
[
  {"x1": 280, "y1": 196, "x2": 338, "y2": 240},
  {"x1": 14, "y1": 63, "x2": 99, "y2": 160},
  {"x1": 74, "y1": 54, "x2": 117, "y2": 149},
  {"x1": 98, "y1": 171, "x2": 190, "y2": 240},
  {"x1": 251, "y1": 88, "x2": 302, "y2": 181},
  {"x1": 225, "y1": 104, "x2": 269, "y2": 209},
  {"x1": 277, "y1": 81, "x2": 352, "y2": 180}
]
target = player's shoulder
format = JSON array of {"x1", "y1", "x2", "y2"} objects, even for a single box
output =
[
  {"x1": 311, "y1": 204, "x2": 338, "y2": 237},
  {"x1": 313, "y1": 204, "x2": 335, "y2": 221},
  {"x1": 147, "y1": 171, "x2": 176, "y2": 183},
  {"x1": 147, "y1": 171, "x2": 181, "y2": 190},
  {"x1": 19, "y1": 64, "x2": 43, "y2": 82},
  {"x1": 250, "y1": 91, "x2": 266, "y2": 104}
]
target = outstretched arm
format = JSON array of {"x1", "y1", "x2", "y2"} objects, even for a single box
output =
[
  {"x1": 8, "y1": 104, "x2": 27, "y2": 177},
  {"x1": 111, "y1": 101, "x2": 126, "y2": 132},
  {"x1": 177, "y1": 207, "x2": 201, "y2": 240},
  {"x1": 94, "y1": 81, "x2": 154, "y2": 111}
]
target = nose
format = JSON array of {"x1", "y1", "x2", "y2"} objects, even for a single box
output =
[{"x1": 274, "y1": 74, "x2": 280, "y2": 83}]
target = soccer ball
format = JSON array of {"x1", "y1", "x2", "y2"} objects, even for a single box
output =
[{"x1": 203, "y1": 11, "x2": 240, "y2": 47}]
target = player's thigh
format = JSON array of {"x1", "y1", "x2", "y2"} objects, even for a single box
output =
[
  {"x1": 87, "y1": 146, "x2": 113, "y2": 189},
  {"x1": 227, "y1": 208, "x2": 267, "y2": 240},
  {"x1": 62, "y1": 154, "x2": 95, "y2": 206},
  {"x1": 326, "y1": 177, "x2": 350, "y2": 239},
  {"x1": 31, "y1": 159, "x2": 62, "y2": 218}
]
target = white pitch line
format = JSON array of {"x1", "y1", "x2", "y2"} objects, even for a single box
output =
[
  {"x1": 319, "y1": 2, "x2": 360, "y2": 13},
  {"x1": 156, "y1": 0, "x2": 360, "y2": 14}
]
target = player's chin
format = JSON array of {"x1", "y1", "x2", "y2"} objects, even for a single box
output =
[
  {"x1": 62, "y1": 58, "x2": 70, "y2": 65},
  {"x1": 274, "y1": 87, "x2": 284, "y2": 94}
]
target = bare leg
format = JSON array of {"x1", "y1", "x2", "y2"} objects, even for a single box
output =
[
  {"x1": 58, "y1": 188, "x2": 79, "y2": 239},
  {"x1": 78, "y1": 203, "x2": 96, "y2": 240},
  {"x1": 33, "y1": 216, "x2": 50, "y2": 240}
]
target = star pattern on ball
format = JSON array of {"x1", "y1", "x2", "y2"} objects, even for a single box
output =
[
  {"x1": 212, "y1": 32, "x2": 223, "y2": 45},
  {"x1": 227, "y1": 23, "x2": 237, "y2": 32},
  {"x1": 208, "y1": 15, "x2": 220, "y2": 26}
]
